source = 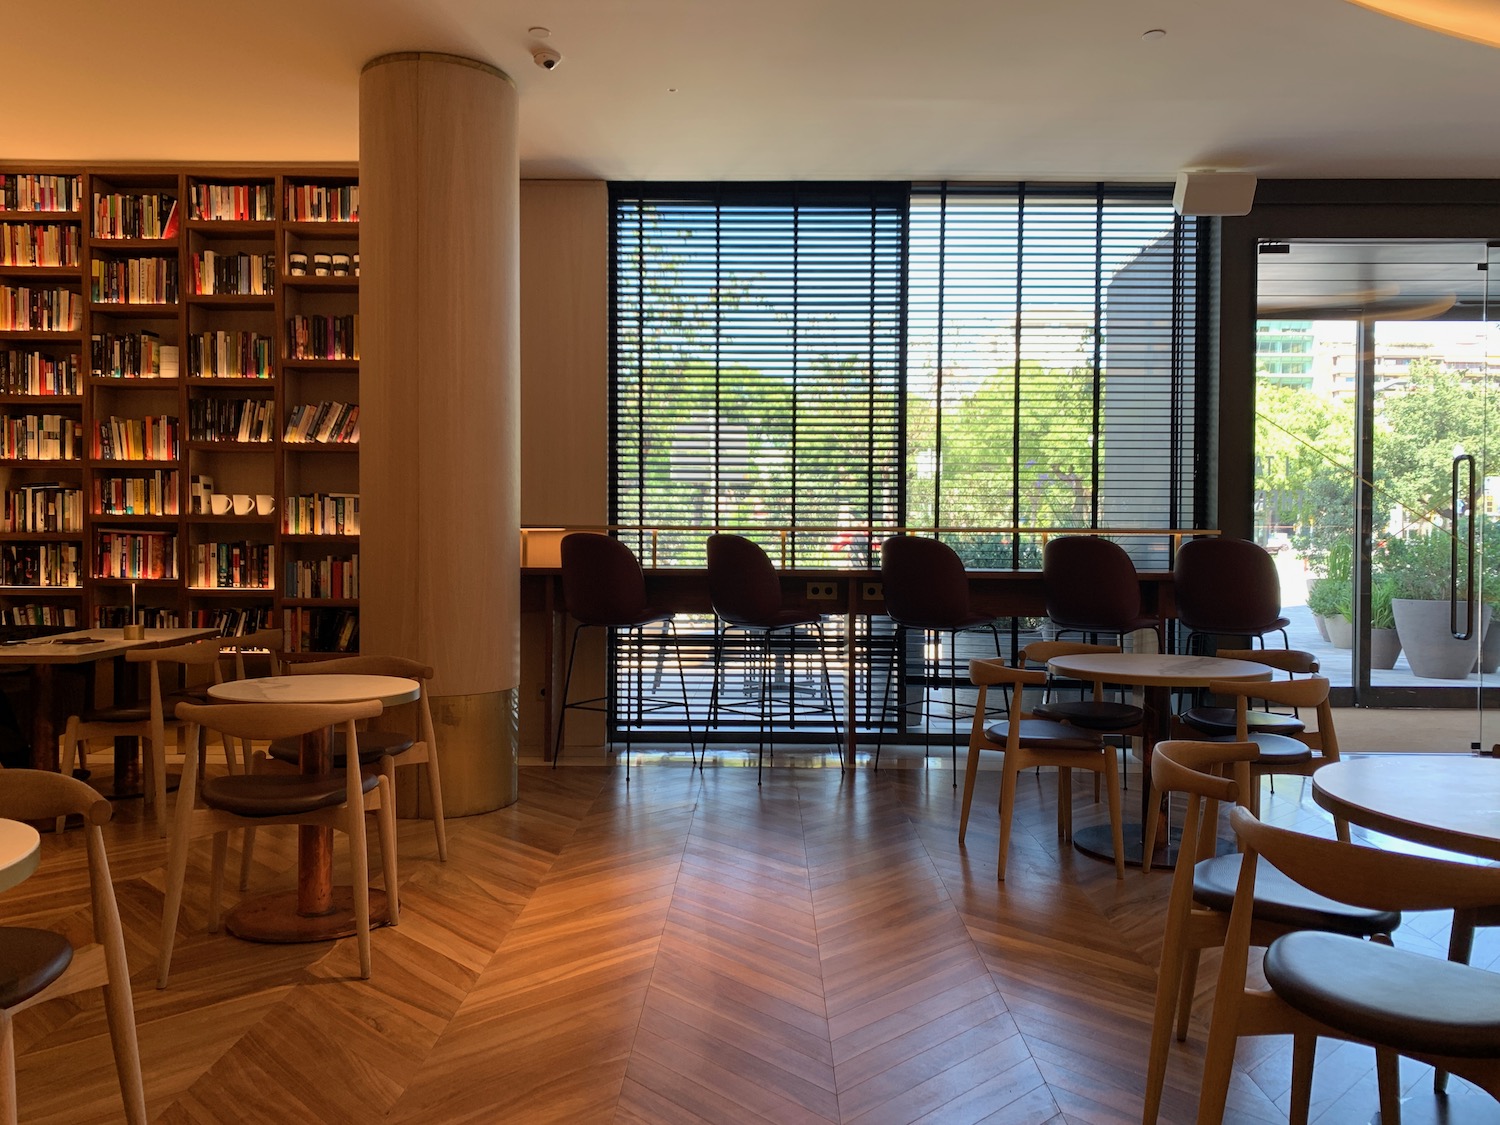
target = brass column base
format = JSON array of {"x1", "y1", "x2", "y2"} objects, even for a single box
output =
[{"x1": 395, "y1": 687, "x2": 518, "y2": 818}]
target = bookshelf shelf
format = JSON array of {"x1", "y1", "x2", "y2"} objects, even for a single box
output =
[{"x1": 1, "y1": 162, "x2": 359, "y2": 649}]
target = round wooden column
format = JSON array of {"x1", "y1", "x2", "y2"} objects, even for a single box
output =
[{"x1": 359, "y1": 53, "x2": 519, "y2": 813}]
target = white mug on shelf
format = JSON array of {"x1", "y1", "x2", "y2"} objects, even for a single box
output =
[
  {"x1": 232, "y1": 494, "x2": 254, "y2": 516},
  {"x1": 210, "y1": 494, "x2": 232, "y2": 515},
  {"x1": 255, "y1": 494, "x2": 275, "y2": 516}
]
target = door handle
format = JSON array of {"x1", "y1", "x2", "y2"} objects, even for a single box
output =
[{"x1": 1451, "y1": 453, "x2": 1476, "y2": 640}]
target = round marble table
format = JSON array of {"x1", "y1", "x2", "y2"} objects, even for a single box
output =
[
  {"x1": 207, "y1": 673, "x2": 419, "y2": 943},
  {"x1": 1045, "y1": 652, "x2": 1274, "y2": 868},
  {"x1": 1312, "y1": 755, "x2": 1500, "y2": 863}
]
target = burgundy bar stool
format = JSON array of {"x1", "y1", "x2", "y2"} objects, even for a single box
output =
[
  {"x1": 706, "y1": 534, "x2": 842, "y2": 783},
  {"x1": 1174, "y1": 536, "x2": 1290, "y2": 654},
  {"x1": 1042, "y1": 535, "x2": 1162, "y2": 651},
  {"x1": 555, "y1": 533, "x2": 696, "y2": 771},
  {"x1": 875, "y1": 535, "x2": 1002, "y2": 777}
]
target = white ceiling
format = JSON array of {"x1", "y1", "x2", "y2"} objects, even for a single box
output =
[{"x1": 9, "y1": 0, "x2": 1500, "y2": 182}]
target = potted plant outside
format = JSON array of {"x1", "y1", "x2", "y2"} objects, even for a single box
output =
[
  {"x1": 1306, "y1": 541, "x2": 1353, "y2": 648},
  {"x1": 1381, "y1": 531, "x2": 1491, "y2": 680},
  {"x1": 1368, "y1": 571, "x2": 1401, "y2": 670}
]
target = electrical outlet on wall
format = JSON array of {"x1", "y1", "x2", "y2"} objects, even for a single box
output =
[
  {"x1": 806, "y1": 582, "x2": 838, "y2": 600},
  {"x1": 862, "y1": 582, "x2": 883, "y2": 601}
]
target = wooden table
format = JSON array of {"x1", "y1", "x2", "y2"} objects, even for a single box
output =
[
  {"x1": 1312, "y1": 755, "x2": 1500, "y2": 863},
  {"x1": 1045, "y1": 652, "x2": 1273, "y2": 868},
  {"x1": 207, "y1": 673, "x2": 420, "y2": 943},
  {"x1": 0, "y1": 818, "x2": 41, "y2": 893},
  {"x1": 0, "y1": 627, "x2": 218, "y2": 775},
  {"x1": 1313, "y1": 755, "x2": 1500, "y2": 1124}
]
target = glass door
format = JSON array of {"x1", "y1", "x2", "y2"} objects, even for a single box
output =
[
  {"x1": 1480, "y1": 244, "x2": 1499, "y2": 753},
  {"x1": 1256, "y1": 239, "x2": 1494, "y2": 721}
]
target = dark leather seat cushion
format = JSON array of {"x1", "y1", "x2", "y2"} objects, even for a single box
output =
[
  {"x1": 1193, "y1": 854, "x2": 1399, "y2": 937},
  {"x1": 893, "y1": 612, "x2": 999, "y2": 633},
  {"x1": 201, "y1": 771, "x2": 378, "y2": 817},
  {"x1": 1181, "y1": 706, "x2": 1305, "y2": 737},
  {"x1": 1265, "y1": 930, "x2": 1500, "y2": 1059},
  {"x1": 266, "y1": 730, "x2": 415, "y2": 766},
  {"x1": 1203, "y1": 730, "x2": 1312, "y2": 764},
  {"x1": 725, "y1": 609, "x2": 828, "y2": 630},
  {"x1": 1034, "y1": 700, "x2": 1143, "y2": 732},
  {"x1": 78, "y1": 703, "x2": 151, "y2": 724},
  {"x1": 984, "y1": 719, "x2": 1103, "y2": 751},
  {"x1": 0, "y1": 928, "x2": 73, "y2": 1009}
]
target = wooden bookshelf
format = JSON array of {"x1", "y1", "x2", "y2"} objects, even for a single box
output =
[{"x1": 0, "y1": 164, "x2": 360, "y2": 650}]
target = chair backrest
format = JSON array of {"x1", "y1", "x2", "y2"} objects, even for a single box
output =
[
  {"x1": 1019, "y1": 640, "x2": 1122, "y2": 666},
  {"x1": 707, "y1": 534, "x2": 783, "y2": 625},
  {"x1": 1150, "y1": 739, "x2": 1258, "y2": 870},
  {"x1": 286, "y1": 655, "x2": 435, "y2": 745},
  {"x1": 216, "y1": 627, "x2": 285, "y2": 679},
  {"x1": 1042, "y1": 536, "x2": 1142, "y2": 632},
  {"x1": 0, "y1": 770, "x2": 120, "y2": 949},
  {"x1": 1175, "y1": 537, "x2": 1283, "y2": 635},
  {"x1": 1216, "y1": 648, "x2": 1318, "y2": 675},
  {"x1": 1230, "y1": 805, "x2": 1500, "y2": 914},
  {"x1": 127, "y1": 638, "x2": 225, "y2": 715},
  {"x1": 559, "y1": 533, "x2": 649, "y2": 626},
  {"x1": 881, "y1": 535, "x2": 971, "y2": 628},
  {"x1": 1207, "y1": 674, "x2": 1337, "y2": 757}
]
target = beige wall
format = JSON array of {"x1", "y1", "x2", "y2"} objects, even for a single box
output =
[{"x1": 519, "y1": 179, "x2": 610, "y2": 753}]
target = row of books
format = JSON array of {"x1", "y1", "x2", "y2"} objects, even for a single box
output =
[
  {"x1": 283, "y1": 492, "x2": 359, "y2": 535},
  {"x1": 90, "y1": 257, "x2": 179, "y2": 305},
  {"x1": 97, "y1": 605, "x2": 178, "y2": 628},
  {"x1": 190, "y1": 541, "x2": 274, "y2": 589},
  {"x1": 286, "y1": 314, "x2": 358, "y2": 361},
  {"x1": 284, "y1": 401, "x2": 359, "y2": 444},
  {"x1": 191, "y1": 606, "x2": 274, "y2": 635},
  {"x1": 285, "y1": 184, "x2": 358, "y2": 223},
  {"x1": 1, "y1": 349, "x2": 80, "y2": 395},
  {"x1": 94, "y1": 529, "x2": 176, "y2": 579},
  {"x1": 188, "y1": 331, "x2": 273, "y2": 379},
  {"x1": 283, "y1": 606, "x2": 358, "y2": 652},
  {"x1": 95, "y1": 470, "x2": 180, "y2": 516},
  {"x1": 91, "y1": 414, "x2": 179, "y2": 461},
  {"x1": 1, "y1": 605, "x2": 78, "y2": 627},
  {"x1": 0, "y1": 286, "x2": 81, "y2": 331},
  {"x1": 2, "y1": 175, "x2": 83, "y2": 214},
  {"x1": 92, "y1": 332, "x2": 177, "y2": 379},
  {"x1": 3, "y1": 483, "x2": 84, "y2": 532},
  {"x1": 2, "y1": 542, "x2": 81, "y2": 587},
  {"x1": 285, "y1": 554, "x2": 358, "y2": 600},
  {"x1": 190, "y1": 250, "x2": 274, "y2": 296},
  {"x1": 1, "y1": 413, "x2": 83, "y2": 460},
  {"x1": 190, "y1": 184, "x2": 274, "y2": 223},
  {"x1": 187, "y1": 398, "x2": 274, "y2": 443},
  {"x1": 1, "y1": 223, "x2": 80, "y2": 268},
  {"x1": 93, "y1": 194, "x2": 177, "y2": 240}
]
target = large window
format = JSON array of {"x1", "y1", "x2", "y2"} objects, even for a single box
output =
[{"x1": 612, "y1": 182, "x2": 1199, "y2": 568}]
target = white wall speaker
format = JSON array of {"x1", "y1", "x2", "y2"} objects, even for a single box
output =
[{"x1": 1172, "y1": 172, "x2": 1257, "y2": 216}]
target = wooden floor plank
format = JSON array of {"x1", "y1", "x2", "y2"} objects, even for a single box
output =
[{"x1": 2, "y1": 747, "x2": 1492, "y2": 1123}]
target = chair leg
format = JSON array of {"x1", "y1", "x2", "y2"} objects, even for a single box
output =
[
  {"x1": 1376, "y1": 1048, "x2": 1402, "y2": 1123},
  {"x1": 958, "y1": 737, "x2": 982, "y2": 843},
  {"x1": 158, "y1": 820, "x2": 194, "y2": 989},
  {"x1": 346, "y1": 805, "x2": 373, "y2": 980},
  {"x1": 1144, "y1": 910, "x2": 1188, "y2": 1124},
  {"x1": 1103, "y1": 748, "x2": 1124, "y2": 881},
  {"x1": 100, "y1": 963, "x2": 148, "y2": 1124},
  {"x1": 1174, "y1": 948, "x2": 1202, "y2": 1041},
  {"x1": 997, "y1": 758, "x2": 1020, "y2": 881},
  {"x1": 425, "y1": 744, "x2": 448, "y2": 862},
  {"x1": 238, "y1": 826, "x2": 257, "y2": 892},
  {"x1": 668, "y1": 621, "x2": 699, "y2": 770},
  {"x1": 0, "y1": 1009, "x2": 16, "y2": 1125},
  {"x1": 1057, "y1": 767, "x2": 1071, "y2": 839},
  {"x1": 1289, "y1": 1033, "x2": 1317, "y2": 1125},
  {"x1": 1142, "y1": 789, "x2": 1162, "y2": 875},
  {"x1": 377, "y1": 774, "x2": 400, "y2": 927},
  {"x1": 813, "y1": 623, "x2": 844, "y2": 772}
]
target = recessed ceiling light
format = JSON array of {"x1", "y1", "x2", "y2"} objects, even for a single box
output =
[
  {"x1": 528, "y1": 26, "x2": 551, "y2": 38},
  {"x1": 1141, "y1": 28, "x2": 1167, "y2": 40}
]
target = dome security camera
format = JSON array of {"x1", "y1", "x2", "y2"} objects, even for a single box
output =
[{"x1": 532, "y1": 47, "x2": 561, "y2": 70}]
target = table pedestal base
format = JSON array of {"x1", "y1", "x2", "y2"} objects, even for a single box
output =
[
  {"x1": 1371, "y1": 1092, "x2": 1500, "y2": 1124},
  {"x1": 1072, "y1": 823, "x2": 1235, "y2": 871},
  {"x1": 225, "y1": 887, "x2": 391, "y2": 943}
]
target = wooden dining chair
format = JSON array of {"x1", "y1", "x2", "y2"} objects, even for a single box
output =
[
  {"x1": 239, "y1": 655, "x2": 444, "y2": 896},
  {"x1": 0, "y1": 771, "x2": 146, "y2": 1124},
  {"x1": 214, "y1": 627, "x2": 285, "y2": 681},
  {"x1": 158, "y1": 699, "x2": 397, "y2": 986},
  {"x1": 961, "y1": 658, "x2": 1123, "y2": 881},
  {"x1": 59, "y1": 637, "x2": 230, "y2": 836},
  {"x1": 1141, "y1": 741, "x2": 1400, "y2": 1125},
  {"x1": 1176, "y1": 648, "x2": 1317, "y2": 739},
  {"x1": 1198, "y1": 806, "x2": 1500, "y2": 1124},
  {"x1": 1021, "y1": 640, "x2": 1146, "y2": 798}
]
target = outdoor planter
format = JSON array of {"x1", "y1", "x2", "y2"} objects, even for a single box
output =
[
  {"x1": 1392, "y1": 599, "x2": 1491, "y2": 679},
  {"x1": 1369, "y1": 627, "x2": 1402, "y2": 670}
]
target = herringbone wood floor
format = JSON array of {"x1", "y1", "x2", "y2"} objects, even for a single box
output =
[{"x1": 5, "y1": 749, "x2": 1498, "y2": 1124}]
